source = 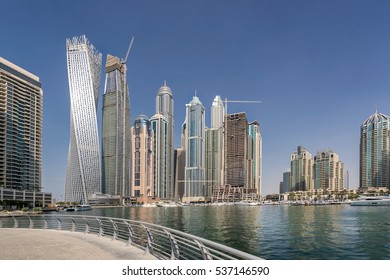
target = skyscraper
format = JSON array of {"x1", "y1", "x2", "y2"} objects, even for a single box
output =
[
  {"x1": 246, "y1": 121, "x2": 262, "y2": 196},
  {"x1": 224, "y1": 112, "x2": 248, "y2": 187},
  {"x1": 154, "y1": 82, "x2": 174, "y2": 199},
  {"x1": 130, "y1": 115, "x2": 154, "y2": 202},
  {"x1": 65, "y1": 35, "x2": 102, "y2": 204},
  {"x1": 313, "y1": 149, "x2": 344, "y2": 191},
  {"x1": 290, "y1": 146, "x2": 313, "y2": 192},
  {"x1": 360, "y1": 112, "x2": 390, "y2": 190},
  {"x1": 150, "y1": 113, "x2": 168, "y2": 198},
  {"x1": 0, "y1": 57, "x2": 42, "y2": 191},
  {"x1": 184, "y1": 95, "x2": 205, "y2": 200},
  {"x1": 102, "y1": 54, "x2": 131, "y2": 199},
  {"x1": 205, "y1": 96, "x2": 225, "y2": 197}
]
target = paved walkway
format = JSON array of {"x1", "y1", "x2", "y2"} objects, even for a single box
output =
[{"x1": 0, "y1": 229, "x2": 157, "y2": 260}]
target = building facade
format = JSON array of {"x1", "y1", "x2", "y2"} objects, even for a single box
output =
[
  {"x1": 102, "y1": 54, "x2": 131, "y2": 199},
  {"x1": 154, "y1": 82, "x2": 174, "y2": 199},
  {"x1": 150, "y1": 113, "x2": 169, "y2": 199},
  {"x1": 313, "y1": 149, "x2": 344, "y2": 191},
  {"x1": 290, "y1": 146, "x2": 313, "y2": 192},
  {"x1": 0, "y1": 57, "x2": 43, "y2": 192},
  {"x1": 360, "y1": 112, "x2": 390, "y2": 190},
  {"x1": 205, "y1": 95, "x2": 225, "y2": 198},
  {"x1": 184, "y1": 96, "x2": 205, "y2": 201},
  {"x1": 224, "y1": 112, "x2": 248, "y2": 187},
  {"x1": 246, "y1": 121, "x2": 262, "y2": 196},
  {"x1": 64, "y1": 35, "x2": 102, "y2": 204},
  {"x1": 280, "y1": 171, "x2": 290, "y2": 194},
  {"x1": 130, "y1": 115, "x2": 154, "y2": 202}
]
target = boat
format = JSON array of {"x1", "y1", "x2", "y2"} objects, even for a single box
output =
[
  {"x1": 75, "y1": 204, "x2": 92, "y2": 211},
  {"x1": 63, "y1": 207, "x2": 75, "y2": 212},
  {"x1": 156, "y1": 202, "x2": 178, "y2": 208},
  {"x1": 234, "y1": 200, "x2": 260, "y2": 206},
  {"x1": 351, "y1": 196, "x2": 390, "y2": 206},
  {"x1": 141, "y1": 203, "x2": 158, "y2": 207}
]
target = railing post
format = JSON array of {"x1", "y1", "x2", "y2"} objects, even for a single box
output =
[
  {"x1": 43, "y1": 217, "x2": 48, "y2": 230},
  {"x1": 56, "y1": 217, "x2": 62, "y2": 231},
  {"x1": 124, "y1": 221, "x2": 134, "y2": 246},
  {"x1": 97, "y1": 218, "x2": 104, "y2": 237},
  {"x1": 194, "y1": 240, "x2": 213, "y2": 260},
  {"x1": 142, "y1": 225, "x2": 154, "y2": 254},
  {"x1": 28, "y1": 216, "x2": 33, "y2": 229},
  {"x1": 84, "y1": 218, "x2": 89, "y2": 234},
  {"x1": 163, "y1": 229, "x2": 180, "y2": 260},
  {"x1": 110, "y1": 219, "x2": 118, "y2": 241},
  {"x1": 71, "y1": 218, "x2": 76, "y2": 232},
  {"x1": 12, "y1": 215, "x2": 18, "y2": 229}
]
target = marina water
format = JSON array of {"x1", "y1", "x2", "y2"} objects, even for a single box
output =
[{"x1": 68, "y1": 205, "x2": 390, "y2": 259}]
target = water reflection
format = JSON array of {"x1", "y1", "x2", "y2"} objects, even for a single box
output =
[{"x1": 68, "y1": 205, "x2": 390, "y2": 260}]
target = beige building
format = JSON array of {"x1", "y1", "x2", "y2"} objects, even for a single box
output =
[
  {"x1": 313, "y1": 149, "x2": 344, "y2": 191},
  {"x1": 130, "y1": 115, "x2": 154, "y2": 203},
  {"x1": 290, "y1": 146, "x2": 314, "y2": 191}
]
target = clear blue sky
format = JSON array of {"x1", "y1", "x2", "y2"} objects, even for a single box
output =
[{"x1": 1, "y1": 0, "x2": 390, "y2": 199}]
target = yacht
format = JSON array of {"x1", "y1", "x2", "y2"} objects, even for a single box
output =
[
  {"x1": 75, "y1": 204, "x2": 92, "y2": 211},
  {"x1": 351, "y1": 196, "x2": 390, "y2": 206}
]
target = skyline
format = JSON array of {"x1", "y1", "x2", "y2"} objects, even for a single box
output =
[{"x1": 2, "y1": 0, "x2": 390, "y2": 198}]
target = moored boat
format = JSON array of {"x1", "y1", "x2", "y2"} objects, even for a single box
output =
[
  {"x1": 351, "y1": 196, "x2": 390, "y2": 206},
  {"x1": 75, "y1": 204, "x2": 92, "y2": 211}
]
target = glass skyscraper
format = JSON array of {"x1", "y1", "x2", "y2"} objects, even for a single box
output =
[
  {"x1": 0, "y1": 57, "x2": 42, "y2": 191},
  {"x1": 205, "y1": 96, "x2": 225, "y2": 197},
  {"x1": 65, "y1": 35, "x2": 102, "y2": 204},
  {"x1": 150, "y1": 113, "x2": 169, "y2": 198},
  {"x1": 360, "y1": 112, "x2": 390, "y2": 189},
  {"x1": 102, "y1": 54, "x2": 131, "y2": 199},
  {"x1": 184, "y1": 95, "x2": 205, "y2": 200},
  {"x1": 246, "y1": 121, "x2": 262, "y2": 196},
  {"x1": 155, "y1": 82, "x2": 175, "y2": 199}
]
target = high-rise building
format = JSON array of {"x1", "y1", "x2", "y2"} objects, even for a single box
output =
[
  {"x1": 313, "y1": 149, "x2": 344, "y2": 191},
  {"x1": 150, "y1": 113, "x2": 168, "y2": 198},
  {"x1": 154, "y1": 82, "x2": 174, "y2": 199},
  {"x1": 360, "y1": 112, "x2": 390, "y2": 190},
  {"x1": 281, "y1": 171, "x2": 290, "y2": 194},
  {"x1": 290, "y1": 146, "x2": 313, "y2": 191},
  {"x1": 102, "y1": 54, "x2": 131, "y2": 199},
  {"x1": 174, "y1": 121, "x2": 187, "y2": 200},
  {"x1": 224, "y1": 112, "x2": 248, "y2": 187},
  {"x1": 0, "y1": 57, "x2": 42, "y2": 191},
  {"x1": 246, "y1": 121, "x2": 262, "y2": 196},
  {"x1": 64, "y1": 35, "x2": 102, "y2": 204},
  {"x1": 184, "y1": 95, "x2": 205, "y2": 200},
  {"x1": 130, "y1": 115, "x2": 154, "y2": 201},
  {"x1": 205, "y1": 96, "x2": 225, "y2": 197}
]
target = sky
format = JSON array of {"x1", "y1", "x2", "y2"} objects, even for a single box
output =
[{"x1": 1, "y1": 0, "x2": 390, "y2": 199}]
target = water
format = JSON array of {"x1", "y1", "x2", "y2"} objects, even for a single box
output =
[{"x1": 67, "y1": 205, "x2": 390, "y2": 259}]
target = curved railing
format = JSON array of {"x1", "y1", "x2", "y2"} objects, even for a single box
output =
[{"x1": 0, "y1": 214, "x2": 262, "y2": 260}]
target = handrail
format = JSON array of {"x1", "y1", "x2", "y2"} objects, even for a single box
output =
[{"x1": 0, "y1": 214, "x2": 263, "y2": 260}]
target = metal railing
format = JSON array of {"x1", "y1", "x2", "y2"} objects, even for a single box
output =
[{"x1": 0, "y1": 214, "x2": 262, "y2": 260}]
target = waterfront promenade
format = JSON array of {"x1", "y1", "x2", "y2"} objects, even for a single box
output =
[{"x1": 0, "y1": 228, "x2": 157, "y2": 260}]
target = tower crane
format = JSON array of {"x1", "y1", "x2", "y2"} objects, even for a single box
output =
[
  {"x1": 223, "y1": 98, "x2": 262, "y2": 114},
  {"x1": 122, "y1": 36, "x2": 135, "y2": 64}
]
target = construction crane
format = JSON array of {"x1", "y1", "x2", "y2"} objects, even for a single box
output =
[
  {"x1": 122, "y1": 36, "x2": 135, "y2": 64},
  {"x1": 223, "y1": 98, "x2": 262, "y2": 114}
]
